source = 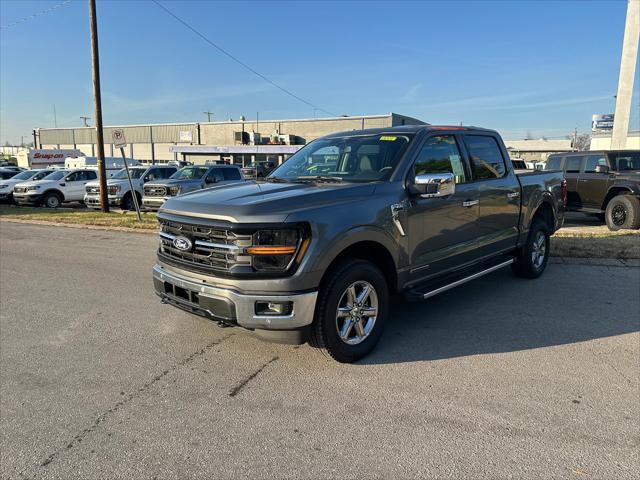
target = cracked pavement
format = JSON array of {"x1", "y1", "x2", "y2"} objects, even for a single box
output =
[{"x1": 1, "y1": 223, "x2": 638, "y2": 479}]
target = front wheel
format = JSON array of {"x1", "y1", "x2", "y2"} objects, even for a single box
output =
[
  {"x1": 43, "y1": 192, "x2": 62, "y2": 209},
  {"x1": 310, "y1": 259, "x2": 389, "y2": 363},
  {"x1": 512, "y1": 219, "x2": 550, "y2": 279},
  {"x1": 605, "y1": 195, "x2": 640, "y2": 231}
]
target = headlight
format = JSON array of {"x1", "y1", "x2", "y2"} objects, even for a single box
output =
[
  {"x1": 246, "y1": 228, "x2": 310, "y2": 272},
  {"x1": 169, "y1": 186, "x2": 181, "y2": 196},
  {"x1": 26, "y1": 185, "x2": 41, "y2": 191},
  {"x1": 107, "y1": 185, "x2": 120, "y2": 195}
]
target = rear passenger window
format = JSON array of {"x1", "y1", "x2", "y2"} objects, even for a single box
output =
[
  {"x1": 413, "y1": 135, "x2": 467, "y2": 184},
  {"x1": 85, "y1": 171, "x2": 97, "y2": 180},
  {"x1": 546, "y1": 156, "x2": 562, "y2": 170},
  {"x1": 583, "y1": 155, "x2": 607, "y2": 172},
  {"x1": 564, "y1": 156, "x2": 583, "y2": 173},
  {"x1": 223, "y1": 168, "x2": 241, "y2": 180},
  {"x1": 463, "y1": 135, "x2": 506, "y2": 179}
]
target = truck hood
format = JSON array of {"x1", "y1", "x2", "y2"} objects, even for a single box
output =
[
  {"x1": 0, "y1": 177, "x2": 32, "y2": 189},
  {"x1": 160, "y1": 180, "x2": 377, "y2": 223},
  {"x1": 13, "y1": 179, "x2": 58, "y2": 189},
  {"x1": 86, "y1": 178, "x2": 141, "y2": 188},
  {"x1": 145, "y1": 178, "x2": 203, "y2": 188}
]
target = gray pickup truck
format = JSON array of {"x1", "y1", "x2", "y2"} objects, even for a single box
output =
[{"x1": 153, "y1": 125, "x2": 566, "y2": 362}]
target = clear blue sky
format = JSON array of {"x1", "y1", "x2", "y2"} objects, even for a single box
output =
[{"x1": 1, "y1": 0, "x2": 638, "y2": 145}]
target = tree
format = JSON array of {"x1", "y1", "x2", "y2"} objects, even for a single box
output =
[{"x1": 573, "y1": 134, "x2": 591, "y2": 151}]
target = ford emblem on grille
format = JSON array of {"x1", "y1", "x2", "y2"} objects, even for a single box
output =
[{"x1": 172, "y1": 236, "x2": 192, "y2": 252}]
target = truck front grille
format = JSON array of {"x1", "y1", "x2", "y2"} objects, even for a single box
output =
[
  {"x1": 13, "y1": 186, "x2": 26, "y2": 194},
  {"x1": 158, "y1": 218, "x2": 252, "y2": 273},
  {"x1": 144, "y1": 185, "x2": 167, "y2": 197}
]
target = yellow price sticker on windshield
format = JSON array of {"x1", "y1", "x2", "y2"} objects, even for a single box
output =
[{"x1": 379, "y1": 136, "x2": 397, "y2": 141}]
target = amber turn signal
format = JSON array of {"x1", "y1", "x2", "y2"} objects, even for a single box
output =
[{"x1": 246, "y1": 246, "x2": 297, "y2": 255}]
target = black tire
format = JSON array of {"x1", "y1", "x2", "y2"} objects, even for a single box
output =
[
  {"x1": 121, "y1": 192, "x2": 140, "y2": 211},
  {"x1": 43, "y1": 191, "x2": 62, "y2": 209},
  {"x1": 512, "y1": 219, "x2": 550, "y2": 279},
  {"x1": 605, "y1": 195, "x2": 640, "y2": 231},
  {"x1": 310, "y1": 259, "x2": 389, "y2": 363}
]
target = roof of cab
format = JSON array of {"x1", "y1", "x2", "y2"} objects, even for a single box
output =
[{"x1": 323, "y1": 124, "x2": 497, "y2": 139}]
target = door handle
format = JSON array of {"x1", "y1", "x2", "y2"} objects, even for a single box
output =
[
  {"x1": 506, "y1": 191, "x2": 520, "y2": 198},
  {"x1": 462, "y1": 200, "x2": 479, "y2": 207}
]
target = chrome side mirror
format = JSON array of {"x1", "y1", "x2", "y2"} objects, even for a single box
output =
[
  {"x1": 594, "y1": 165, "x2": 609, "y2": 174},
  {"x1": 412, "y1": 173, "x2": 455, "y2": 198}
]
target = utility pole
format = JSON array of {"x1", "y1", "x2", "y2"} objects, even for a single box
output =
[
  {"x1": 53, "y1": 104, "x2": 58, "y2": 127},
  {"x1": 203, "y1": 110, "x2": 214, "y2": 122},
  {"x1": 612, "y1": 0, "x2": 639, "y2": 150},
  {"x1": 572, "y1": 128, "x2": 578, "y2": 150},
  {"x1": 80, "y1": 116, "x2": 91, "y2": 127},
  {"x1": 88, "y1": 0, "x2": 109, "y2": 213}
]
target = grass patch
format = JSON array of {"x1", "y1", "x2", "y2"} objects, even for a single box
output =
[
  {"x1": 552, "y1": 232, "x2": 639, "y2": 259},
  {"x1": 0, "y1": 205, "x2": 158, "y2": 230}
]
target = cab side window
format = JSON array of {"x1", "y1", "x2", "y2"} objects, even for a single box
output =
[
  {"x1": 546, "y1": 155, "x2": 563, "y2": 170},
  {"x1": 66, "y1": 172, "x2": 80, "y2": 181},
  {"x1": 413, "y1": 135, "x2": 467, "y2": 184},
  {"x1": 160, "y1": 167, "x2": 176, "y2": 179},
  {"x1": 145, "y1": 169, "x2": 159, "y2": 181},
  {"x1": 583, "y1": 155, "x2": 607, "y2": 173},
  {"x1": 564, "y1": 156, "x2": 583, "y2": 173},
  {"x1": 463, "y1": 135, "x2": 506, "y2": 179},
  {"x1": 205, "y1": 168, "x2": 224, "y2": 184},
  {"x1": 223, "y1": 167, "x2": 241, "y2": 180}
]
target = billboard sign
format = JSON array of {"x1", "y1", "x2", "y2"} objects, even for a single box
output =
[{"x1": 592, "y1": 114, "x2": 614, "y2": 132}]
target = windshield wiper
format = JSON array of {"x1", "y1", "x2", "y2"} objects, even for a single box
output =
[
  {"x1": 263, "y1": 176, "x2": 288, "y2": 183},
  {"x1": 295, "y1": 175, "x2": 344, "y2": 183}
]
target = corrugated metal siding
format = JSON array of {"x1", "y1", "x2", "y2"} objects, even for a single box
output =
[
  {"x1": 39, "y1": 128, "x2": 75, "y2": 145},
  {"x1": 74, "y1": 128, "x2": 96, "y2": 144},
  {"x1": 151, "y1": 124, "x2": 197, "y2": 143}
]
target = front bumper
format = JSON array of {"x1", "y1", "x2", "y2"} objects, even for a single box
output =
[
  {"x1": 152, "y1": 264, "x2": 317, "y2": 330},
  {"x1": 13, "y1": 193, "x2": 43, "y2": 205},
  {"x1": 84, "y1": 194, "x2": 123, "y2": 208},
  {"x1": 142, "y1": 196, "x2": 169, "y2": 209}
]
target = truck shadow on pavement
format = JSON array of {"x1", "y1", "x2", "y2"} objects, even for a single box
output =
[{"x1": 360, "y1": 265, "x2": 640, "y2": 365}]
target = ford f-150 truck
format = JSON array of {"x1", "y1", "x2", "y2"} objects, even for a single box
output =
[
  {"x1": 142, "y1": 164, "x2": 245, "y2": 210},
  {"x1": 153, "y1": 125, "x2": 566, "y2": 362}
]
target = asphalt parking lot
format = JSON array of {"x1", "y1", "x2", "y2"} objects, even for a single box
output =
[{"x1": 1, "y1": 222, "x2": 638, "y2": 479}]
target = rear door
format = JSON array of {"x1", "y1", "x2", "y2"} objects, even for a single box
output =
[
  {"x1": 405, "y1": 134, "x2": 481, "y2": 281},
  {"x1": 577, "y1": 153, "x2": 611, "y2": 209},
  {"x1": 563, "y1": 155, "x2": 584, "y2": 208},
  {"x1": 461, "y1": 134, "x2": 521, "y2": 255}
]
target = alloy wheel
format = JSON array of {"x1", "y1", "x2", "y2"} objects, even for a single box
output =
[
  {"x1": 531, "y1": 230, "x2": 546, "y2": 269},
  {"x1": 335, "y1": 281, "x2": 378, "y2": 346}
]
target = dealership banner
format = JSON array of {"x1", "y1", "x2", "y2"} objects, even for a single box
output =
[{"x1": 592, "y1": 114, "x2": 614, "y2": 132}]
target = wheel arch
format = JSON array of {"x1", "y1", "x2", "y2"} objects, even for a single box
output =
[
  {"x1": 601, "y1": 186, "x2": 634, "y2": 211},
  {"x1": 531, "y1": 200, "x2": 555, "y2": 232},
  {"x1": 318, "y1": 236, "x2": 398, "y2": 294},
  {"x1": 42, "y1": 189, "x2": 65, "y2": 202}
]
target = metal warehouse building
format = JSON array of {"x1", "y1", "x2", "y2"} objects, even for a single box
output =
[{"x1": 35, "y1": 113, "x2": 425, "y2": 166}]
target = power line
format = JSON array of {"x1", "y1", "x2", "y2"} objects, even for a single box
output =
[
  {"x1": 151, "y1": 0, "x2": 338, "y2": 118},
  {"x1": 1, "y1": 0, "x2": 72, "y2": 30}
]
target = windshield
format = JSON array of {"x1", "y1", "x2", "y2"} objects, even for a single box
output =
[
  {"x1": 170, "y1": 167, "x2": 208, "y2": 179},
  {"x1": 112, "y1": 168, "x2": 145, "y2": 179},
  {"x1": 13, "y1": 170, "x2": 38, "y2": 180},
  {"x1": 42, "y1": 170, "x2": 68, "y2": 181},
  {"x1": 608, "y1": 151, "x2": 640, "y2": 171},
  {"x1": 269, "y1": 133, "x2": 414, "y2": 183}
]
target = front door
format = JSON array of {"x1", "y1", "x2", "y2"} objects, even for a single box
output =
[
  {"x1": 577, "y1": 153, "x2": 611, "y2": 210},
  {"x1": 461, "y1": 134, "x2": 521, "y2": 255},
  {"x1": 405, "y1": 134, "x2": 481, "y2": 282},
  {"x1": 63, "y1": 170, "x2": 96, "y2": 201}
]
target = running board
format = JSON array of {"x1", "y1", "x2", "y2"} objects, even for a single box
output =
[{"x1": 405, "y1": 258, "x2": 514, "y2": 301}]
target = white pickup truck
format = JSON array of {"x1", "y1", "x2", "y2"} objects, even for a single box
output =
[{"x1": 13, "y1": 169, "x2": 98, "y2": 208}]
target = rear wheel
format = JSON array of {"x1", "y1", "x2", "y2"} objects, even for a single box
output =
[
  {"x1": 121, "y1": 192, "x2": 140, "y2": 211},
  {"x1": 512, "y1": 219, "x2": 550, "y2": 279},
  {"x1": 310, "y1": 259, "x2": 389, "y2": 363},
  {"x1": 43, "y1": 192, "x2": 62, "y2": 209},
  {"x1": 605, "y1": 194, "x2": 640, "y2": 231}
]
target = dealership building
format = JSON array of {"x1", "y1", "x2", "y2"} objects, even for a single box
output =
[{"x1": 34, "y1": 113, "x2": 425, "y2": 166}]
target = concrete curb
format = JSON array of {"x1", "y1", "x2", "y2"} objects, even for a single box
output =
[{"x1": 0, "y1": 217, "x2": 157, "y2": 234}]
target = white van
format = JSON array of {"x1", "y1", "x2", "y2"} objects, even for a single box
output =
[{"x1": 65, "y1": 156, "x2": 140, "y2": 177}]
